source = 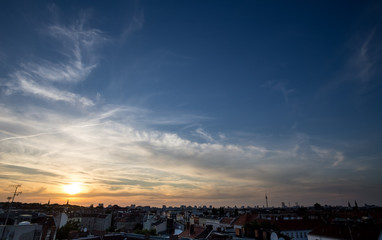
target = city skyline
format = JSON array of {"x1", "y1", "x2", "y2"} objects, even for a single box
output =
[{"x1": 1, "y1": 1, "x2": 382, "y2": 207}]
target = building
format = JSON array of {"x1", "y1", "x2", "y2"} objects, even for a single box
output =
[
  {"x1": 81, "y1": 213, "x2": 112, "y2": 236},
  {"x1": 0, "y1": 222, "x2": 42, "y2": 240},
  {"x1": 308, "y1": 223, "x2": 382, "y2": 240},
  {"x1": 32, "y1": 215, "x2": 57, "y2": 240},
  {"x1": 273, "y1": 219, "x2": 319, "y2": 240},
  {"x1": 232, "y1": 213, "x2": 258, "y2": 237},
  {"x1": 178, "y1": 225, "x2": 211, "y2": 240}
]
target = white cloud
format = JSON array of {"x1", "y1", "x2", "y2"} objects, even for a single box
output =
[
  {"x1": 2, "y1": 5, "x2": 378, "y2": 206},
  {"x1": 1, "y1": 101, "x2": 377, "y2": 206},
  {"x1": 311, "y1": 145, "x2": 345, "y2": 167},
  {"x1": 310, "y1": 145, "x2": 329, "y2": 158},
  {"x1": 218, "y1": 133, "x2": 226, "y2": 140},
  {"x1": 351, "y1": 29, "x2": 381, "y2": 82},
  {"x1": 195, "y1": 128, "x2": 214, "y2": 142},
  {"x1": 263, "y1": 80, "x2": 295, "y2": 103},
  {"x1": 321, "y1": 28, "x2": 382, "y2": 99},
  {"x1": 9, "y1": 73, "x2": 94, "y2": 106},
  {"x1": 120, "y1": 7, "x2": 144, "y2": 42},
  {"x1": 5, "y1": 14, "x2": 105, "y2": 106},
  {"x1": 333, "y1": 151, "x2": 344, "y2": 167},
  {"x1": 20, "y1": 60, "x2": 95, "y2": 84}
]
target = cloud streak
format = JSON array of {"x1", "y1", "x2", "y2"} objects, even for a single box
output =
[
  {"x1": 120, "y1": 7, "x2": 144, "y2": 42},
  {"x1": 5, "y1": 13, "x2": 106, "y2": 106},
  {"x1": 311, "y1": 145, "x2": 345, "y2": 167},
  {"x1": 263, "y1": 80, "x2": 295, "y2": 103},
  {"x1": 1, "y1": 4, "x2": 381, "y2": 207},
  {"x1": 1, "y1": 101, "x2": 375, "y2": 206},
  {"x1": 8, "y1": 73, "x2": 94, "y2": 106}
]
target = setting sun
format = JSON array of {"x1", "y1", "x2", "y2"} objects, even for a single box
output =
[{"x1": 63, "y1": 182, "x2": 82, "y2": 195}]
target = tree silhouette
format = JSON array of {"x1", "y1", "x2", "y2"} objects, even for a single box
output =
[{"x1": 56, "y1": 220, "x2": 80, "y2": 240}]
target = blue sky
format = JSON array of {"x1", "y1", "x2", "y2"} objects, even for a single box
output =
[{"x1": 0, "y1": 0, "x2": 381, "y2": 207}]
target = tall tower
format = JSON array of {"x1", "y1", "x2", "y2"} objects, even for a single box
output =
[{"x1": 265, "y1": 194, "x2": 268, "y2": 208}]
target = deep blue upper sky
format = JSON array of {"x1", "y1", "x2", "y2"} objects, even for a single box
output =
[{"x1": 0, "y1": 0, "x2": 381, "y2": 206}]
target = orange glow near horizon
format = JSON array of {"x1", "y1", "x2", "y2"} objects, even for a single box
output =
[{"x1": 63, "y1": 182, "x2": 82, "y2": 195}]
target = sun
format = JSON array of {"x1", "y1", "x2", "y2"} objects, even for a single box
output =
[{"x1": 63, "y1": 182, "x2": 82, "y2": 195}]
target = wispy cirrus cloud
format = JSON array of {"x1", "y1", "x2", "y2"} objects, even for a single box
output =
[
  {"x1": 320, "y1": 26, "x2": 382, "y2": 100},
  {"x1": 119, "y1": 2, "x2": 144, "y2": 42},
  {"x1": 7, "y1": 73, "x2": 94, "y2": 106},
  {"x1": 4, "y1": 13, "x2": 106, "y2": 106},
  {"x1": 0, "y1": 163, "x2": 60, "y2": 177},
  {"x1": 352, "y1": 30, "x2": 380, "y2": 82},
  {"x1": 311, "y1": 145, "x2": 344, "y2": 167},
  {"x1": 1, "y1": 4, "x2": 381, "y2": 207},
  {"x1": 263, "y1": 80, "x2": 295, "y2": 103},
  {"x1": 194, "y1": 128, "x2": 215, "y2": 142},
  {"x1": 1, "y1": 100, "x2": 370, "y2": 206}
]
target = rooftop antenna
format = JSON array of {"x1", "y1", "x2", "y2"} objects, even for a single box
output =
[
  {"x1": 4, "y1": 185, "x2": 22, "y2": 225},
  {"x1": 2, "y1": 185, "x2": 22, "y2": 240}
]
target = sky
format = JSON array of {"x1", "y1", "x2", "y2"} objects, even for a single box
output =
[{"x1": 0, "y1": 0, "x2": 382, "y2": 208}]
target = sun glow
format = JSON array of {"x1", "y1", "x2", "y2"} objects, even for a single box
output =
[{"x1": 63, "y1": 182, "x2": 82, "y2": 195}]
